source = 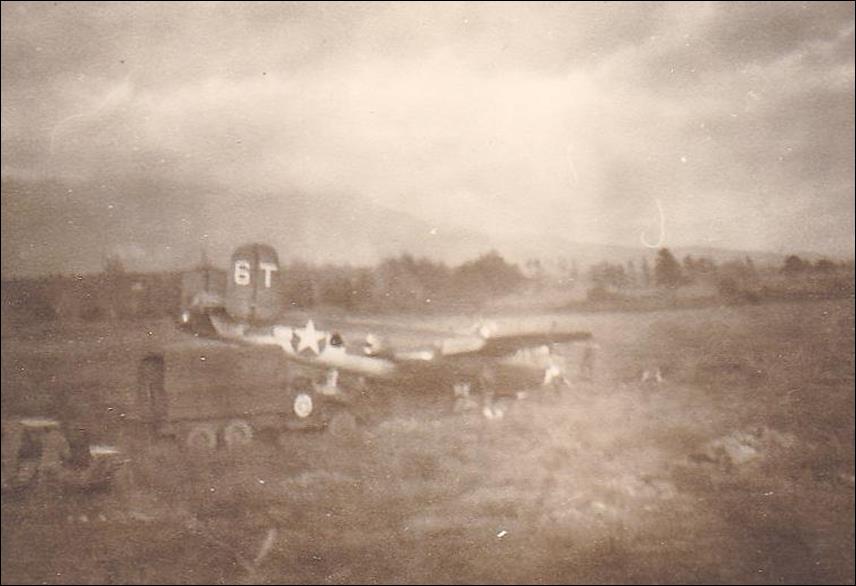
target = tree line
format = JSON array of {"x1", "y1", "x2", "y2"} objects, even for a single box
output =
[
  {"x1": 2, "y1": 248, "x2": 852, "y2": 327},
  {"x1": 279, "y1": 251, "x2": 527, "y2": 311},
  {"x1": 2, "y1": 250, "x2": 528, "y2": 324},
  {"x1": 584, "y1": 249, "x2": 853, "y2": 304}
]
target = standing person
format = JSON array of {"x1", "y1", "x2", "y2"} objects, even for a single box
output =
[
  {"x1": 478, "y1": 365, "x2": 504, "y2": 420},
  {"x1": 544, "y1": 353, "x2": 570, "y2": 393},
  {"x1": 61, "y1": 421, "x2": 92, "y2": 471},
  {"x1": 40, "y1": 426, "x2": 71, "y2": 479},
  {"x1": 579, "y1": 340, "x2": 599, "y2": 381}
]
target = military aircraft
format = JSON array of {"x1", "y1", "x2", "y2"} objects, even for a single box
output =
[{"x1": 178, "y1": 243, "x2": 592, "y2": 407}]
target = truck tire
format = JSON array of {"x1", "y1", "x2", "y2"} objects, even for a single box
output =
[
  {"x1": 223, "y1": 420, "x2": 253, "y2": 448},
  {"x1": 328, "y1": 411, "x2": 357, "y2": 440},
  {"x1": 185, "y1": 424, "x2": 218, "y2": 451},
  {"x1": 293, "y1": 393, "x2": 313, "y2": 419}
]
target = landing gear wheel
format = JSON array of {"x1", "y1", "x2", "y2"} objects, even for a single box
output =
[
  {"x1": 452, "y1": 382, "x2": 478, "y2": 413},
  {"x1": 223, "y1": 420, "x2": 253, "y2": 448},
  {"x1": 185, "y1": 424, "x2": 218, "y2": 451}
]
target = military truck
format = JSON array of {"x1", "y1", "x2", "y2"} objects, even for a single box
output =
[{"x1": 130, "y1": 341, "x2": 358, "y2": 450}]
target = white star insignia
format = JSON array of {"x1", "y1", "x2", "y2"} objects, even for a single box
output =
[
  {"x1": 294, "y1": 319, "x2": 327, "y2": 355},
  {"x1": 272, "y1": 326, "x2": 295, "y2": 354}
]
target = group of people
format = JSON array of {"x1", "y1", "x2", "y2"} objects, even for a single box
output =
[{"x1": 452, "y1": 340, "x2": 600, "y2": 419}]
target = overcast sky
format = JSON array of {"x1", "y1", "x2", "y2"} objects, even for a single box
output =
[{"x1": 2, "y1": 1, "x2": 854, "y2": 276}]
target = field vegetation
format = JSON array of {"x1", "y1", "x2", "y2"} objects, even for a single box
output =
[{"x1": 2, "y1": 298, "x2": 853, "y2": 584}]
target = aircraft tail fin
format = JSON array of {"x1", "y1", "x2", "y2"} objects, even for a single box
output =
[{"x1": 224, "y1": 243, "x2": 283, "y2": 324}]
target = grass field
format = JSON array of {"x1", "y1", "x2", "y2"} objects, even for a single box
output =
[{"x1": 2, "y1": 299, "x2": 854, "y2": 584}]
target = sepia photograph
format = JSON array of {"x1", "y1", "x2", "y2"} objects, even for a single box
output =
[{"x1": 2, "y1": 1, "x2": 854, "y2": 584}]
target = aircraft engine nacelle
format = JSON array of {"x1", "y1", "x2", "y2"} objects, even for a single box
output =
[{"x1": 224, "y1": 243, "x2": 283, "y2": 323}]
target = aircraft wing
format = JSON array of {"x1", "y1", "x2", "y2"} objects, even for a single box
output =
[
  {"x1": 443, "y1": 330, "x2": 592, "y2": 358},
  {"x1": 391, "y1": 328, "x2": 592, "y2": 362}
]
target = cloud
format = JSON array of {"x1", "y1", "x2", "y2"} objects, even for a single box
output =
[{"x1": 2, "y1": 1, "x2": 853, "y2": 276}]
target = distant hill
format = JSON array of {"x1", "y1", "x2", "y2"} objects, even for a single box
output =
[
  {"x1": 1, "y1": 176, "x2": 840, "y2": 278},
  {"x1": 1, "y1": 176, "x2": 492, "y2": 277}
]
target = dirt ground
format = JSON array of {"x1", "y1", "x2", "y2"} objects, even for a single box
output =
[{"x1": 2, "y1": 299, "x2": 854, "y2": 584}]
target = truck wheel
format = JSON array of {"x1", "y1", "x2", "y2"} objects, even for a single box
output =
[
  {"x1": 328, "y1": 411, "x2": 357, "y2": 439},
  {"x1": 223, "y1": 420, "x2": 253, "y2": 448},
  {"x1": 185, "y1": 424, "x2": 218, "y2": 451},
  {"x1": 293, "y1": 393, "x2": 313, "y2": 419}
]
